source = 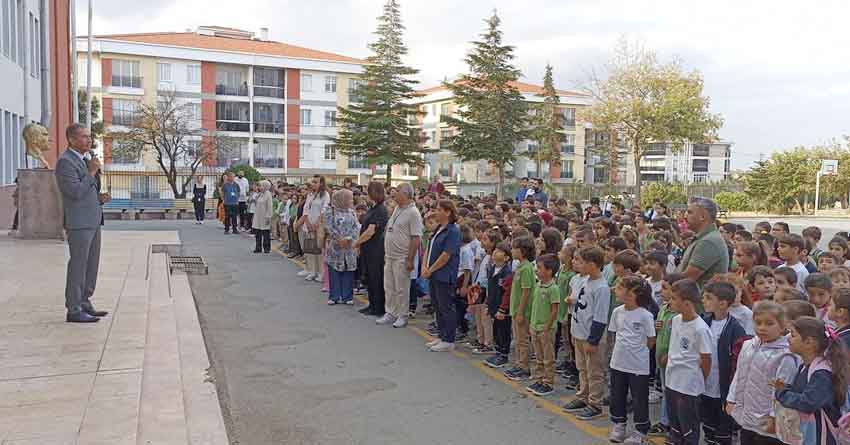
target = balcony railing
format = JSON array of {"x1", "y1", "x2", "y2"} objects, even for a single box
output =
[
  {"x1": 563, "y1": 119, "x2": 576, "y2": 128},
  {"x1": 254, "y1": 86, "x2": 285, "y2": 98},
  {"x1": 216, "y1": 121, "x2": 250, "y2": 132},
  {"x1": 216, "y1": 84, "x2": 249, "y2": 96},
  {"x1": 112, "y1": 114, "x2": 135, "y2": 126},
  {"x1": 253, "y1": 157, "x2": 285, "y2": 168},
  {"x1": 111, "y1": 76, "x2": 142, "y2": 89},
  {"x1": 561, "y1": 144, "x2": 575, "y2": 154},
  {"x1": 253, "y1": 122, "x2": 284, "y2": 134}
]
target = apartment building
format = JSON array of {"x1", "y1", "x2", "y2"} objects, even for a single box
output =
[
  {"x1": 583, "y1": 130, "x2": 732, "y2": 185},
  {"x1": 76, "y1": 26, "x2": 366, "y2": 175},
  {"x1": 0, "y1": 0, "x2": 73, "y2": 228},
  {"x1": 410, "y1": 81, "x2": 592, "y2": 184}
]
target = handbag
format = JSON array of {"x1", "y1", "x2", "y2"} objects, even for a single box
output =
[{"x1": 302, "y1": 231, "x2": 322, "y2": 254}]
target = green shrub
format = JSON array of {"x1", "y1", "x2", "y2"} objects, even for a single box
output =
[
  {"x1": 226, "y1": 164, "x2": 262, "y2": 184},
  {"x1": 640, "y1": 182, "x2": 687, "y2": 208},
  {"x1": 714, "y1": 191, "x2": 752, "y2": 211}
]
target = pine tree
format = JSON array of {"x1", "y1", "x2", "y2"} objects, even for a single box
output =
[
  {"x1": 443, "y1": 11, "x2": 529, "y2": 198},
  {"x1": 335, "y1": 0, "x2": 427, "y2": 185},
  {"x1": 529, "y1": 64, "x2": 564, "y2": 182}
]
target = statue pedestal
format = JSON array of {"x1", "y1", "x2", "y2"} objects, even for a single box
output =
[{"x1": 17, "y1": 169, "x2": 64, "y2": 239}]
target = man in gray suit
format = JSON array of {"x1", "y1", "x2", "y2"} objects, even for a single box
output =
[{"x1": 55, "y1": 124, "x2": 109, "y2": 323}]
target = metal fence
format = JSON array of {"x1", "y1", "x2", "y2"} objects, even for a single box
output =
[{"x1": 101, "y1": 169, "x2": 359, "y2": 201}]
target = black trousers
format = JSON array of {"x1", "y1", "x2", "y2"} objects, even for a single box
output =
[
  {"x1": 238, "y1": 202, "x2": 248, "y2": 228},
  {"x1": 493, "y1": 315, "x2": 512, "y2": 355},
  {"x1": 610, "y1": 369, "x2": 650, "y2": 434},
  {"x1": 364, "y1": 256, "x2": 385, "y2": 315},
  {"x1": 455, "y1": 296, "x2": 468, "y2": 334},
  {"x1": 245, "y1": 213, "x2": 254, "y2": 230},
  {"x1": 431, "y1": 280, "x2": 457, "y2": 343},
  {"x1": 739, "y1": 429, "x2": 785, "y2": 445},
  {"x1": 224, "y1": 205, "x2": 238, "y2": 232},
  {"x1": 193, "y1": 200, "x2": 205, "y2": 221},
  {"x1": 254, "y1": 229, "x2": 270, "y2": 252},
  {"x1": 700, "y1": 395, "x2": 732, "y2": 445},
  {"x1": 666, "y1": 388, "x2": 701, "y2": 445}
]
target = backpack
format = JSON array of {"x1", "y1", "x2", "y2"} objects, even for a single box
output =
[
  {"x1": 797, "y1": 358, "x2": 850, "y2": 445},
  {"x1": 773, "y1": 352, "x2": 803, "y2": 445}
]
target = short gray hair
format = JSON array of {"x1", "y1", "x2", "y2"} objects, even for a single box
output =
[
  {"x1": 396, "y1": 182, "x2": 415, "y2": 199},
  {"x1": 689, "y1": 196, "x2": 718, "y2": 220}
]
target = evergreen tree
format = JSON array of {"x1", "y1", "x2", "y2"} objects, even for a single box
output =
[
  {"x1": 443, "y1": 11, "x2": 529, "y2": 198},
  {"x1": 529, "y1": 64, "x2": 564, "y2": 182},
  {"x1": 335, "y1": 0, "x2": 427, "y2": 185}
]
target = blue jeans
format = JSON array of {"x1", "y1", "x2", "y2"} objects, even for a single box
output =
[{"x1": 328, "y1": 267, "x2": 354, "y2": 303}]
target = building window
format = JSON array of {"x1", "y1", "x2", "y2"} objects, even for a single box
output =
[
  {"x1": 325, "y1": 76, "x2": 337, "y2": 93},
  {"x1": 692, "y1": 144, "x2": 710, "y2": 157},
  {"x1": 215, "y1": 66, "x2": 248, "y2": 96},
  {"x1": 15, "y1": 0, "x2": 22, "y2": 68},
  {"x1": 28, "y1": 13, "x2": 34, "y2": 76},
  {"x1": 440, "y1": 103, "x2": 449, "y2": 116},
  {"x1": 112, "y1": 99, "x2": 138, "y2": 126},
  {"x1": 253, "y1": 103, "x2": 284, "y2": 133},
  {"x1": 348, "y1": 79, "x2": 364, "y2": 103},
  {"x1": 112, "y1": 60, "x2": 142, "y2": 88},
  {"x1": 324, "y1": 110, "x2": 336, "y2": 127},
  {"x1": 300, "y1": 109, "x2": 312, "y2": 126},
  {"x1": 186, "y1": 64, "x2": 201, "y2": 85},
  {"x1": 324, "y1": 144, "x2": 336, "y2": 160},
  {"x1": 254, "y1": 67, "x2": 284, "y2": 98},
  {"x1": 2, "y1": 0, "x2": 9, "y2": 57},
  {"x1": 185, "y1": 102, "x2": 201, "y2": 123},
  {"x1": 561, "y1": 134, "x2": 576, "y2": 153},
  {"x1": 527, "y1": 143, "x2": 538, "y2": 155},
  {"x1": 440, "y1": 129, "x2": 451, "y2": 140},
  {"x1": 348, "y1": 155, "x2": 368, "y2": 169},
  {"x1": 301, "y1": 73, "x2": 312, "y2": 92},
  {"x1": 215, "y1": 102, "x2": 250, "y2": 132},
  {"x1": 560, "y1": 160, "x2": 574, "y2": 179},
  {"x1": 299, "y1": 143, "x2": 309, "y2": 160},
  {"x1": 692, "y1": 159, "x2": 709, "y2": 172},
  {"x1": 157, "y1": 63, "x2": 172, "y2": 82},
  {"x1": 563, "y1": 108, "x2": 576, "y2": 127},
  {"x1": 253, "y1": 140, "x2": 284, "y2": 168}
]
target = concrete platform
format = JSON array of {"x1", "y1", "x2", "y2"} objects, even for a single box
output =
[{"x1": 0, "y1": 231, "x2": 228, "y2": 445}]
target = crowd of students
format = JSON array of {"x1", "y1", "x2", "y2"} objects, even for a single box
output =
[{"x1": 222, "y1": 174, "x2": 850, "y2": 445}]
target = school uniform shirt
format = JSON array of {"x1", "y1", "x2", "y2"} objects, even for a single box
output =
[
  {"x1": 703, "y1": 316, "x2": 728, "y2": 398},
  {"x1": 608, "y1": 305, "x2": 656, "y2": 375},
  {"x1": 530, "y1": 281, "x2": 560, "y2": 332},
  {"x1": 602, "y1": 263, "x2": 615, "y2": 285},
  {"x1": 509, "y1": 260, "x2": 536, "y2": 319},
  {"x1": 570, "y1": 277, "x2": 611, "y2": 344},
  {"x1": 729, "y1": 304, "x2": 755, "y2": 336},
  {"x1": 474, "y1": 254, "x2": 491, "y2": 288},
  {"x1": 459, "y1": 243, "x2": 475, "y2": 279},
  {"x1": 665, "y1": 315, "x2": 713, "y2": 396},
  {"x1": 556, "y1": 268, "x2": 576, "y2": 323},
  {"x1": 781, "y1": 261, "x2": 809, "y2": 293},
  {"x1": 647, "y1": 278, "x2": 663, "y2": 307}
]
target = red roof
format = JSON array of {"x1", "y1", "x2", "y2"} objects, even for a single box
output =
[
  {"x1": 90, "y1": 31, "x2": 366, "y2": 65},
  {"x1": 418, "y1": 80, "x2": 588, "y2": 97}
]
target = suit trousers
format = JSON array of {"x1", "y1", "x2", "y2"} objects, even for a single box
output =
[
  {"x1": 65, "y1": 228, "x2": 101, "y2": 313},
  {"x1": 383, "y1": 258, "x2": 410, "y2": 318},
  {"x1": 193, "y1": 200, "x2": 205, "y2": 221},
  {"x1": 254, "y1": 229, "x2": 270, "y2": 253},
  {"x1": 363, "y1": 255, "x2": 385, "y2": 315}
]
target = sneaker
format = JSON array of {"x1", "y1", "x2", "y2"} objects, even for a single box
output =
[
  {"x1": 426, "y1": 327, "x2": 440, "y2": 337},
  {"x1": 563, "y1": 375, "x2": 579, "y2": 391},
  {"x1": 426, "y1": 339, "x2": 441, "y2": 347},
  {"x1": 297, "y1": 270, "x2": 310, "y2": 277},
  {"x1": 428, "y1": 321, "x2": 437, "y2": 330},
  {"x1": 574, "y1": 405, "x2": 603, "y2": 421},
  {"x1": 505, "y1": 368, "x2": 531, "y2": 381},
  {"x1": 430, "y1": 341, "x2": 455, "y2": 352},
  {"x1": 503, "y1": 367, "x2": 523, "y2": 379},
  {"x1": 602, "y1": 396, "x2": 610, "y2": 406},
  {"x1": 358, "y1": 307, "x2": 373, "y2": 315},
  {"x1": 647, "y1": 423, "x2": 668, "y2": 437},
  {"x1": 529, "y1": 383, "x2": 554, "y2": 396},
  {"x1": 525, "y1": 382, "x2": 542, "y2": 393},
  {"x1": 376, "y1": 314, "x2": 396, "y2": 325},
  {"x1": 455, "y1": 331, "x2": 467, "y2": 341},
  {"x1": 623, "y1": 432, "x2": 650, "y2": 445},
  {"x1": 392, "y1": 316, "x2": 408, "y2": 328},
  {"x1": 608, "y1": 422, "x2": 627, "y2": 443},
  {"x1": 327, "y1": 300, "x2": 336, "y2": 305},
  {"x1": 648, "y1": 389, "x2": 663, "y2": 404},
  {"x1": 485, "y1": 354, "x2": 508, "y2": 368},
  {"x1": 472, "y1": 345, "x2": 496, "y2": 355},
  {"x1": 561, "y1": 399, "x2": 588, "y2": 413},
  {"x1": 555, "y1": 360, "x2": 569, "y2": 374},
  {"x1": 407, "y1": 311, "x2": 416, "y2": 319}
]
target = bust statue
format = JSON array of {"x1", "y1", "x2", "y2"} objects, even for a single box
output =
[{"x1": 23, "y1": 123, "x2": 51, "y2": 169}]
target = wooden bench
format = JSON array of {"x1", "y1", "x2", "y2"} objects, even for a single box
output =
[{"x1": 103, "y1": 199, "x2": 176, "y2": 220}]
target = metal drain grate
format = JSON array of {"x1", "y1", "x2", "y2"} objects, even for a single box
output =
[{"x1": 168, "y1": 255, "x2": 209, "y2": 275}]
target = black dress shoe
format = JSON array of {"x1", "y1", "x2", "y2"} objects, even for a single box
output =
[
  {"x1": 358, "y1": 306, "x2": 374, "y2": 315},
  {"x1": 83, "y1": 308, "x2": 109, "y2": 317},
  {"x1": 67, "y1": 312, "x2": 100, "y2": 323},
  {"x1": 253, "y1": 249, "x2": 262, "y2": 254}
]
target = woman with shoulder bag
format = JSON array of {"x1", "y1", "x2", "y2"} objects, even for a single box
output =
[{"x1": 298, "y1": 175, "x2": 329, "y2": 282}]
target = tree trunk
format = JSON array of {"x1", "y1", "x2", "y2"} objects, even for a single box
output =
[
  {"x1": 497, "y1": 165, "x2": 505, "y2": 200},
  {"x1": 632, "y1": 146, "x2": 642, "y2": 208},
  {"x1": 386, "y1": 163, "x2": 393, "y2": 187}
]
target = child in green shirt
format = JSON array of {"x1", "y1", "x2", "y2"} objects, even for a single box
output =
[
  {"x1": 648, "y1": 271, "x2": 686, "y2": 436},
  {"x1": 527, "y1": 253, "x2": 561, "y2": 396},
  {"x1": 504, "y1": 236, "x2": 537, "y2": 382},
  {"x1": 556, "y1": 244, "x2": 577, "y2": 377}
]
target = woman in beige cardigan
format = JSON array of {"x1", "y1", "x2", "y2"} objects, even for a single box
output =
[{"x1": 252, "y1": 180, "x2": 274, "y2": 254}]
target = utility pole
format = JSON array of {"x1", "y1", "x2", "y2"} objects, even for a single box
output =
[
  {"x1": 85, "y1": 0, "x2": 93, "y2": 132},
  {"x1": 70, "y1": 0, "x2": 78, "y2": 123}
]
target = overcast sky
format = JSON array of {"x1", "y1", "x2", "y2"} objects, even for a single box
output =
[{"x1": 77, "y1": 0, "x2": 850, "y2": 169}]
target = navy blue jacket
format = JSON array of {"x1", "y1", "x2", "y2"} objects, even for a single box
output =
[
  {"x1": 486, "y1": 263, "x2": 512, "y2": 317},
  {"x1": 701, "y1": 313, "x2": 749, "y2": 400},
  {"x1": 777, "y1": 364, "x2": 840, "y2": 445},
  {"x1": 427, "y1": 223, "x2": 460, "y2": 285}
]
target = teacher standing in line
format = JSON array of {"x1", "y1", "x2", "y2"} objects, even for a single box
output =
[{"x1": 55, "y1": 124, "x2": 110, "y2": 323}]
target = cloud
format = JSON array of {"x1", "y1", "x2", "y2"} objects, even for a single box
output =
[{"x1": 78, "y1": 0, "x2": 850, "y2": 169}]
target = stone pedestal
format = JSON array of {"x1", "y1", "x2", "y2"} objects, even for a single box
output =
[{"x1": 17, "y1": 169, "x2": 64, "y2": 239}]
